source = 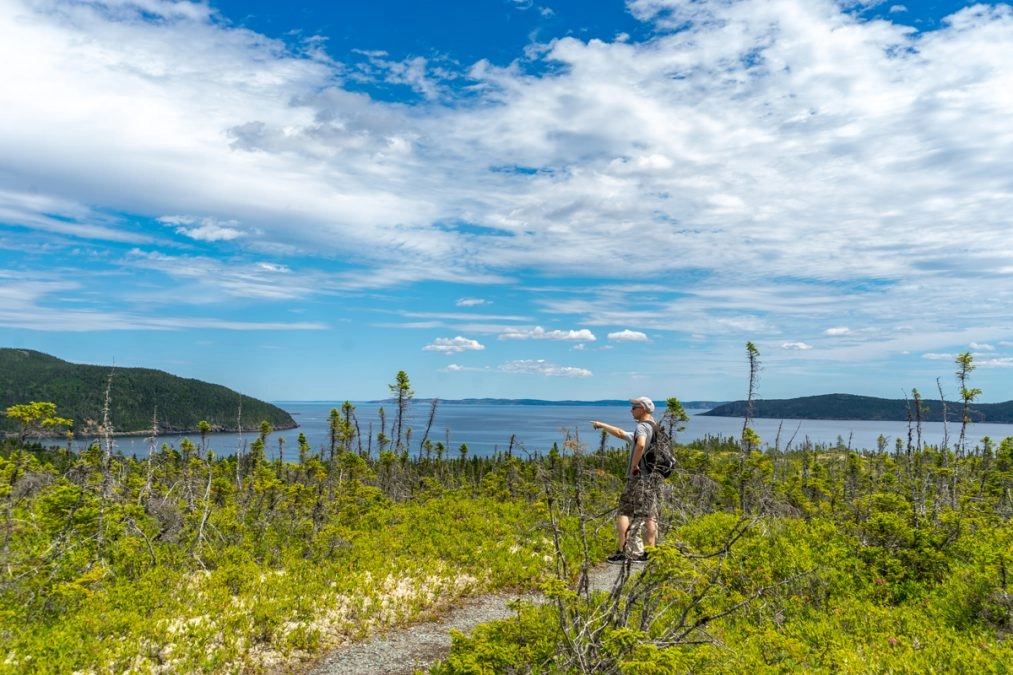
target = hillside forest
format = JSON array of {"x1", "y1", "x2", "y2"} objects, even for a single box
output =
[
  {"x1": 0, "y1": 348, "x2": 295, "y2": 435},
  {"x1": 0, "y1": 351, "x2": 1011, "y2": 673}
]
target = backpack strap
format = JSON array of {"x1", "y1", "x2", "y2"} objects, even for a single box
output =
[
  {"x1": 641, "y1": 420, "x2": 659, "y2": 458},
  {"x1": 646, "y1": 419, "x2": 661, "y2": 439}
]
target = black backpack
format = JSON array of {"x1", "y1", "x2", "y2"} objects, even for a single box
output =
[{"x1": 643, "y1": 420, "x2": 676, "y2": 478}]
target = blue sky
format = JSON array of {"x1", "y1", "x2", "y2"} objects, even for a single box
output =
[{"x1": 3, "y1": 0, "x2": 1013, "y2": 404}]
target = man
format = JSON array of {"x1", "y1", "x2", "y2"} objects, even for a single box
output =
[{"x1": 591, "y1": 396, "x2": 659, "y2": 564}]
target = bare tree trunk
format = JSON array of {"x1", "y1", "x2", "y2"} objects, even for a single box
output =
[
  {"x1": 419, "y1": 398, "x2": 439, "y2": 458},
  {"x1": 144, "y1": 407, "x2": 158, "y2": 502},
  {"x1": 915, "y1": 390, "x2": 924, "y2": 453},
  {"x1": 740, "y1": 342, "x2": 760, "y2": 511},
  {"x1": 935, "y1": 378, "x2": 952, "y2": 514},
  {"x1": 937, "y1": 379, "x2": 950, "y2": 451},
  {"x1": 193, "y1": 457, "x2": 214, "y2": 569},
  {"x1": 96, "y1": 372, "x2": 115, "y2": 562},
  {"x1": 235, "y1": 397, "x2": 244, "y2": 490}
]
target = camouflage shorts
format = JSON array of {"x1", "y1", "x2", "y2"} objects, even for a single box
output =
[{"x1": 617, "y1": 473, "x2": 660, "y2": 520}]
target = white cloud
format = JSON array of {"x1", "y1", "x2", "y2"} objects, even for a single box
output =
[
  {"x1": 399, "y1": 311, "x2": 529, "y2": 323},
  {"x1": 607, "y1": 329, "x2": 649, "y2": 342},
  {"x1": 782, "y1": 342, "x2": 812, "y2": 350},
  {"x1": 456, "y1": 297, "x2": 489, "y2": 307},
  {"x1": 970, "y1": 342, "x2": 995, "y2": 351},
  {"x1": 0, "y1": 276, "x2": 325, "y2": 331},
  {"x1": 5, "y1": 0, "x2": 1013, "y2": 400},
  {"x1": 499, "y1": 359, "x2": 593, "y2": 377},
  {"x1": 354, "y1": 51, "x2": 446, "y2": 100},
  {"x1": 499, "y1": 326, "x2": 597, "y2": 341},
  {"x1": 0, "y1": 189, "x2": 149, "y2": 243},
  {"x1": 6, "y1": 0, "x2": 1013, "y2": 298},
  {"x1": 976, "y1": 357, "x2": 1013, "y2": 368},
  {"x1": 125, "y1": 250, "x2": 320, "y2": 301},
  {"x1": 256, "y1": 262, "x2": 291, "y2": 273},
  {"x1": 160, "y1": 216, "x2": 245, "y2": 242},
  {"x1": 423, "y1": 336, "x2": 486, "y2": 354}
]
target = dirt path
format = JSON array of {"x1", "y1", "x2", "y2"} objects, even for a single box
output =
[{"x1": 306, "y1": 564, "x2": 621, "y2": 675}]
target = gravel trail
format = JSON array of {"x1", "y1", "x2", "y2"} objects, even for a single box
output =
[{"x1": 306, "y1": 564, "x2": 621, "y2": 675}]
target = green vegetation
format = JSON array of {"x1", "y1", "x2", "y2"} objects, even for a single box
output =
[
  {"x1": 0, "y1": 410, "x2": 577, "y2": 673},
  {"x1": 430, "y1": 439, "x2": 1013, "y2": 672},
  {"x1": 1, "y1": 361, "x2": 1012, "y2": 673},
  {"x1": 4, "y1": 401, "x2": 73, "y2": 443},
  {"x1": 2, "y1": 412, "x2": 1011, "y2": 672},
  {"x1": 0, "y1": 348, "x2": 295, "y2": 435}
]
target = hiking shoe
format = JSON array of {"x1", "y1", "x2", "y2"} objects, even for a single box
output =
[
  {"x1": 606, "y1": 551, "x2": 628, "y2": 565},
  {"x1": 630, "y1": 552, "x2": 649, "y2": 564}
]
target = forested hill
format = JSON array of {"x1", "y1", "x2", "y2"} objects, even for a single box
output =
[
  {"x1": 0, "y1": 348, "x2": 296, "y2": 435},
  {"x1": 702, "y1": 393, "x2": 1013, "y2": 423}
]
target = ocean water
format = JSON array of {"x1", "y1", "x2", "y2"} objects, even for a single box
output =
[{"x1": 77, "y1": 401, "x2": 1013, "y2": 459}]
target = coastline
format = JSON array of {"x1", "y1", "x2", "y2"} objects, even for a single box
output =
[{"x1": 5, "y1": 422, "x2": 301, "y2": 442}]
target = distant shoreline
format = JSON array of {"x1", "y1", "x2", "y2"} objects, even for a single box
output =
[
  {"x1": 6, "y1": 423, "x2": 300, "y2": 442},
  {"x1": 274, "y1": 396, "x2": 1013, "y2": 425},
  {"x1": 272, "y1": 398, "x2": 728, "y2": 408}
]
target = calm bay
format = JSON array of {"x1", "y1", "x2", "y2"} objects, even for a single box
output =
[{"x1": 76, "y1": 401, "x2": 1013, "y2": 459}]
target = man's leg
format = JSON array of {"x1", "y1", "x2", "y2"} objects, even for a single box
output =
[
  {"x1": 643, "y1": 518, "x2": 657, "y2": 548},
  {"x1": 616, "y1": 514, "x2": 630, "y2": 551},
  {"x1": 643, "y1": 474, "x2": 661, "y2": 549}
]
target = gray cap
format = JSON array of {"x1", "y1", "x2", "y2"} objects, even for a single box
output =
[{"x1": 629, "y1": 396, "x2": 655, "y2": 413}]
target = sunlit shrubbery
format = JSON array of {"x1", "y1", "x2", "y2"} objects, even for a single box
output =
[
  {"x1": 2, "y1": 416, "x2": 1013, "y2": 673},
  {"x1": 431, "y1": 435, "x2": 1013, "y2": 673},
  {"x1": 0, "y1": 430, "x2": 598, "y2": 674}
]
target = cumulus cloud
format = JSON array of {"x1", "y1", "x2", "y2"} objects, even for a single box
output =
[
  {"x1": 782, "y1": 342, "x2": 813, "y2": 351},
  {"x1": 607, "y1": 329, "x2": 649, "y2": 342},
  {"x1": 824, "y1": 327, "x2": 851, "y2": 337},
  {"x1": 499, "y1": 326, "x2": 597, "y2": 341},
  {"x1": 423, "y1": 336, "x2": 485, "y2": 354}
]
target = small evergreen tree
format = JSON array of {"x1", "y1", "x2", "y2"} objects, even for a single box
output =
[{"x1": 389, "y1": 370, "x2": 414, "y2": 453}]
